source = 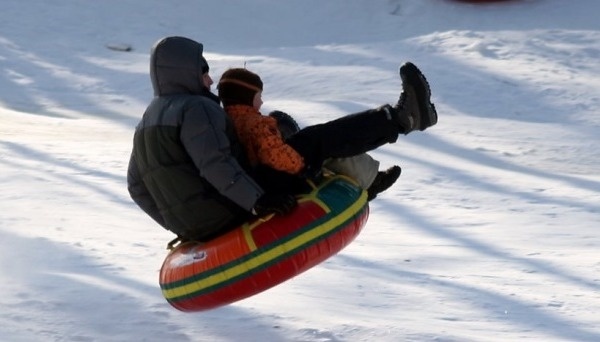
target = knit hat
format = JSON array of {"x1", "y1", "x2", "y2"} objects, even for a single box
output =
[{"x1": 218, "y1": 68, "x2": 263, "y2": 106}]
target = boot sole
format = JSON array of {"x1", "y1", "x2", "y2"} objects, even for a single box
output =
[{"x1": 399, "y1": 62, "x2": 438, "y2": 130}]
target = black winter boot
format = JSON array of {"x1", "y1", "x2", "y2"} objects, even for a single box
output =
[
  {"x1": 393, "y1": 62, "x2": 438, "y2": 133},
  {"x1": 367, "y1": 165, "x2": 402, "y2": 201}
]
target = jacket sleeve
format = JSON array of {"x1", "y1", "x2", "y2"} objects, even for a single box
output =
[
  {"x1": 180, "y1": 99, "x2": 264, "y2": 211},
  {"x1": 253, "y1": 117, "x2": 305, "y2": 175},
  {"x1": 127, "y1": 152, "x2": 167, "y2": 227}
]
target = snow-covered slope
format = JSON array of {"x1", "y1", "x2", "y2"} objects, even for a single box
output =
[{"x1": 1, "y1": 0, "x2": 599, "y2": 341}]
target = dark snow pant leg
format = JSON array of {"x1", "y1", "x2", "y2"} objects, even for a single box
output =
[{"x1": 286, "y1": 106, "x2": 399, "y2": 169}]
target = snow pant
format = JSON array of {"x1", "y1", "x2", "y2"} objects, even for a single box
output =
[{"x1": 286, "y1": 106, "x2": 399, "y2": 173}]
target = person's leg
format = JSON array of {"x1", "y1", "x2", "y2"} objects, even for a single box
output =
[
  {"x1": 324, "y1": 154, "x2": 380, "y2": 189},
  {"x1": 287, "y1": 62, "x2": 437, "y2": 170},
  {"x1": 286, "y1": 105, "x2": 399, "y2": 170},
  {"x1": 324, "y1": 155, "x2": 401, "y2": 201}
]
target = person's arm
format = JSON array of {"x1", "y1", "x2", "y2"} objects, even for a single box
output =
[
  {"x1": 180, "y1": 99, "x2": 264, "y2": 211},
  {"x1": 254, "y1": 117, "x2": 305, "y2": 175},
  {"x1": 127, "y1": 152, "x2": 167, "y2": 227}
]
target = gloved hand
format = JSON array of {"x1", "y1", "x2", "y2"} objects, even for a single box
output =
[
  {"x1": 301, "y1": 160, "x2": 323, "y2": 182},
  {"x1": 252, "y1": 193, "x2": 297, "y2": 217}
]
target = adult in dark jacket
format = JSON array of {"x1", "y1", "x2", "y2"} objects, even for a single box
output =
[{"x1": 127, "y1": 36, "x2": 296, "y2": 242}]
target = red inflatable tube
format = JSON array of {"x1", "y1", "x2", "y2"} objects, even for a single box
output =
[{"x1": 159, "y1": 175, "x2": 370, "y2": 312}]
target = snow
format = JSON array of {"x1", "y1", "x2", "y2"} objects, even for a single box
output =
[{"x1": 1, "y1": 0, "x2": 599, "y2": 340}]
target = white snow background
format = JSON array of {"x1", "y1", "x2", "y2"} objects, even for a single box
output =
[{"x1": 1, "y1": 0, "x2": 599, "y2": 341}]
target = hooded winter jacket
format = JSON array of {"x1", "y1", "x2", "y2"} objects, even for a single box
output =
[{"x1": 127, "y1": 36, "x2": 264, "y2": 241}]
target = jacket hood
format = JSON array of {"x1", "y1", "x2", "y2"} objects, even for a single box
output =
[{"x1": 150, "y1": 36, "x2": 209, "y2": 96}]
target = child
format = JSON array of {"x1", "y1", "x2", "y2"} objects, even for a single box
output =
[{"x1": 218, "y1": 68, "x2": 412, "y2": 200}]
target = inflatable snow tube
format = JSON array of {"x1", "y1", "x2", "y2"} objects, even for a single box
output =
[{"x1": 159, "y1": 175, "x2": 369, "y2": 312}]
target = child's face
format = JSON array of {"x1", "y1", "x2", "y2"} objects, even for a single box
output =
[{"x1": 253, "y1": 91, "x2": 263, "y2": 110}]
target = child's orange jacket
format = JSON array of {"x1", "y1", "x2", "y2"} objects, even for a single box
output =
[{"x1": 225, "y1": 105, "x2": 304, "y2": 175}]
